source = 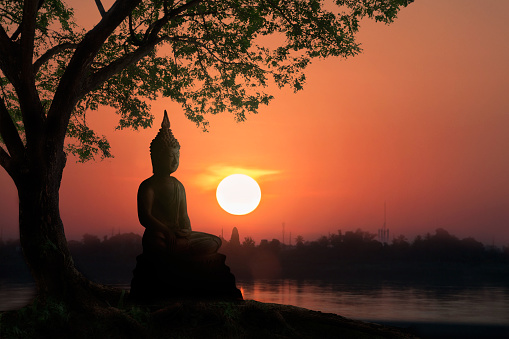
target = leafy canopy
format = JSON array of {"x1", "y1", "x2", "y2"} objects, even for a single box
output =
[{"x1": 0, "y1": 0, "x2": 413, "y2": 161}]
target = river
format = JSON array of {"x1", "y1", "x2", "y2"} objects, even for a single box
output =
[
  {"x1": 236, "y1": 279, "x2": 509, "y2": 325},
  {"x1": 2, "y1": 279, "x2": 509, "y2": 338},
  {"x1": 1, "y1": 279, "x2": 508, "y2": 325}
]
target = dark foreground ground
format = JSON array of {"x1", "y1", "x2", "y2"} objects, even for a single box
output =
[
  {"x1": 3, "y1": 295, "x2": 509, "y2": 338},
  {"x1": 374, "y1": 321, "x2": 509, "y2": 339},
  {"x1": 0, "y1": 299, "x2": 418, "y2": 339}
]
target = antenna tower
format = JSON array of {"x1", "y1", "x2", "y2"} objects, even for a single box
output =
[{"x1": 378, "y1": 202, "x2": 389, "y2": 244}]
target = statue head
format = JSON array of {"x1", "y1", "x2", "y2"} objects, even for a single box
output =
[{"x1": 150, "y1": 110, "x2": 181, "y2": 175}]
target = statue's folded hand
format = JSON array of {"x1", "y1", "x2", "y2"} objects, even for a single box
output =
[
  {"x1": 164, "y1": 231, "x2": 177, "y2": 248},
  {"x1": 175, "y1": 229, "x2": 191, "y2": 238},
  {"x1": 174, "y1": 236, "x2": 191, "y2": 253}
]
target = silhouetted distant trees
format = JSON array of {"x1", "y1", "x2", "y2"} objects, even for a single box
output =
[
  {"x1": 1, "y1": 228, "x2": 508, "y2": 285},
  {"x1": 67, "y1": 233, "x2": 143, "y2": 284},
  {"x1": 273, "y1": 228, "x2": 507, "y2": 265},
  {"x1": 220, "y1": 228, "x2": 509, "y2": 280},
  {"x1": 242, "y1": 237, "x2": 256, "y2": 248},
  {"x1": 295, "y1": 235, "x2": 305, "y2": 248},
  {"x1": 0, "y1": 239, "x2": 32, "y2": 283}
]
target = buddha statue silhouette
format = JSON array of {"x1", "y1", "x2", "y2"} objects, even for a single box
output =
[{"x1": 130, "y1": 111, "x2": 242, "y2": 302}]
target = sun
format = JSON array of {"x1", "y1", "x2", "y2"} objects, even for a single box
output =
[{"x1": 216, "y1": 174, "x2": 261, "y2": 215}]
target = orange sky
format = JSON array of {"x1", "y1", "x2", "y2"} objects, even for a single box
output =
[{"x1": 1, "y1": 0, "x2": 509, "y2": 245}]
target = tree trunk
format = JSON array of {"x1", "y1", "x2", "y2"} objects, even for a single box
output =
[
  {"x1": 15, "y1": 151, "x2": 85, "y2": 300},
  {"x1": 13, "y1": 150, "x2": 124, "y2": 308},
  {"x1": 3, "y1": 156, "x2": 148, "y2": 337}
]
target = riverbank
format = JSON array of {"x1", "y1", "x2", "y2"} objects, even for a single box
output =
[
  {"x1": 0, "y1": 299, "x2": 417, "y2": 339},
  {"x1": 2, "y1": 279, "x2": 509, "y2": 338}
]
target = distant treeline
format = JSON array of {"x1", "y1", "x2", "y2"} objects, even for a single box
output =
[
  {"x1": 1, "y1": 228, "x2": 508, "y2": 284},
  {"x1": 0, "y1": 233, "x2": 143, "y2": 285},
  {"x1": 222, "y1": 228, "x2": 509, "y2": 281}
]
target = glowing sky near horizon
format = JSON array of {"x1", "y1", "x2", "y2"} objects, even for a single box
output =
[{"x1": 1, "y1": 0, "x2": 508, "y2": 246}]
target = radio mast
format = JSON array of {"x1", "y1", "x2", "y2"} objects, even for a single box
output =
[{"x1": 378, "y1": 202, "x2": 389, "y2": 244}]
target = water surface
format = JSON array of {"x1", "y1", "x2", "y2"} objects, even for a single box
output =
[
  {"x1": 236, "y1": 279, "x2": 509, "y2": 325},
  {"x1": 2, "y1": 279, "x2": 508, "y2": 326}
]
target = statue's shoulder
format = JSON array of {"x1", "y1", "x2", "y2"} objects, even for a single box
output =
[
  {"x1": 170, "y1": 176, "x2": 185, "y2": 188},
  {"x1": 138, "y1": 177, "x2": 156, "y2": 191}
]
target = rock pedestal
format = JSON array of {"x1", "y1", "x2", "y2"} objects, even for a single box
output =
[{"x1": 130, "y1": 252, "x2": 243, "y2": 303}]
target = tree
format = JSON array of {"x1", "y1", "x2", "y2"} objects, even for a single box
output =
[
  {"x1": 0, "y1": 0, "x2": 413, "y2": 305},
  {"x1": 329, "y1": 230, "x2": 342, "y2": 248},
  {"x1": 317, "y1": 235, "x2": 329, "y2": 247},
  {"x1": 242, "y1": 236, "x2": 255, "y2": 248},
  {"x1": 392, "y1": 234, "x2": 409, "y2": 248},
  {"x1": 81, "y1": 233, "x2": 101, "y2": 248},
  {"x1": 295, "y1": 235, "x2": 304, "y2": 248}
]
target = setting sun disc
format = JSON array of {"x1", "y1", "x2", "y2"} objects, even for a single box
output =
[{"x1": 216, "y1": 174, "x2": 261, "y2": 215}]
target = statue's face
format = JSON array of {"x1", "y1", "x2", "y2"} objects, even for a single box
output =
[
  {"x1": 153, "y1": 147, "x2": 180, "y2": 175},
  {"x1": 167, "y1": 147, "x2": 180, "y2": 173}
]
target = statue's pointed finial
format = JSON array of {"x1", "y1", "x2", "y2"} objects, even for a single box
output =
[{"x1": 162, "y1": 110, "x2": 170, "y2": 129}]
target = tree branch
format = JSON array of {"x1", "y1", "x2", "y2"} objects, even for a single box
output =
[
  {"x1": 0, "y1": 25, "x2": 19, "y2": 85},
  {"x1": 176, "y1": 10, "x2": 216, "y2": 19},
  {"x1": 46, "y1": 0, "x2": 144, "y2": 151},
  {"x1": 95, "y1": 0, "x2": 106, "y2": 18},
  {"x1": 0, "y1": 8, "x2": 23, "y2": 27},
  {"x1": 143, "y1": 0, "x2": 203, "y2": 42},
  {"x1": 0, "y1": 95, "x2": 25, "y2": 160},
  {"x1": 83, "y1": 28, "x2": 259, "y2": 98},
  {"x1": 128, "y1": 13, "x2": 143, "y2": 46},
  {"x1": 10, "y1": 0, "x2": 46, "y2": 41},
  {"x1": 10, "y1": 21, "x2": 22, "y2": 42},
  {"x1": 82, "y1": 36, "x2": 166, "y2": 95},
  {"x1": 12, "y1": 0, "x2": 47, "y2": 153},
  {"x1": 163, "y1": 0, "x2": 169, "y2": 16},
  {"x1": 80, "y1": 0, "x2": 205, "y2": 98},
  {"x1": 265, "y1": 0, "x2": 296, "y2": 30},
  {"x1": 11, "y1": 0, "x2": 45, "y2": 41},
  {"x1": 196, "y1": 13, "x2": 226, "y2": 64},
  {"x1": 168, "y1": 0, "x2": 203, "y2": 18},
  {"x1": 77, "y1": 0, "x2": 204, "y2": 95},
  {"x1": 174, "y1": 35, "x2": 251, "y2": 68},
  {"x1": 142, "y1": 6, "x2": 217, "y2": 45},
  {"x1": 19, "y1": 0, "x2": 39, "y2": 58},
  {"x1": 38, "y1": 0, "x2": 47, "y2": 11},
  {"x1": 1, "y1": 17, "x2": 44, "y2": 155},
  {"x1": 33, "y1": 42, "x2": 78, "y2": 74},
  {"x1": 0, "y1": 145, "x2": 13, "y2": 175}
]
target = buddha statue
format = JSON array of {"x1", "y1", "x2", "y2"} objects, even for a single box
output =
[
  {"x1": 130, "y1": 111, "x2": 242, "y2": 303},
  {"x1": 138, "y1": 111, "x2": 221, "y2": 259}
]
